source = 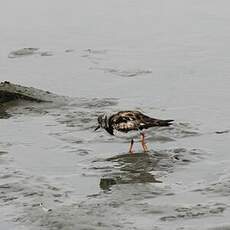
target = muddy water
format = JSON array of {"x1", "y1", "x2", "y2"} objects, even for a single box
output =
[{"x1": 1, "y1": 0, "x2": 230, "y2": 229}]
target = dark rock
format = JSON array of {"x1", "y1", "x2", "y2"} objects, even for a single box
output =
[{"x1": 0, "y1": 81, "x2": 63, "y2": 104}]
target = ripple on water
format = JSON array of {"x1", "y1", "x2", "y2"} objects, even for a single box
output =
[
  {"x1": 91, "y1": 67, "x2": 152, "y2": 78},
  {"x1": 0, "y1": 167, "x2": 66, "y2": 208},
  {"x1": 147, "y1": 122, "x2": 199, "y2": 142},
  {"x1": 88, "y1": 148, "x2": 205, "y2": 190},
  {"x1": 8, "y1": 48, "x2": 39, "y2": 58},
  {"x1": 0, "y1": 151, "x2": 8, "y2": 165},
  {"x1": 208, "y1": 225, "x2": 230, "y2": 230},
  {"x1": 160, "y1": 203, "x2": 227, "y2": 222},
  {"x1": 8, "y1": 48, "x2": 53, "y2": 58},
  {"x1": 0, "y1": 151, "x2": 8, "y2": 156},
  {"x1": 193, "y1": 175, "x2": 230, "y2": 197},
  {"x1": 81, "y1": 48, "x2": 108, "y2": 64},
  {"x1": 52, "y1": 97, "x2": 118, "y2": 129},
  {"x1": 0, "y1": 89, "x2": 209, "y2": 230}
]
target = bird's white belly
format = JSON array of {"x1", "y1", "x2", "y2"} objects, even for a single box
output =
[{"x1": 113, "y1": 129, "x2": 140, "y2": 140}]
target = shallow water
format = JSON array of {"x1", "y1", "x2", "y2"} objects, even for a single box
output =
[{"x1": 1, "y1": 0, "x2": 230, "y2": 229}]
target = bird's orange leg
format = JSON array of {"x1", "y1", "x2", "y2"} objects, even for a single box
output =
[
  {"x1": 140, "y1": 133, "x2": 148, "y2": 153},
  {"x1": 128, "y1": 139, "x2": 134, "y2": 154}
]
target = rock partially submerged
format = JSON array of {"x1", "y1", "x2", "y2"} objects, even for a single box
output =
[{"x1": 0, "y1": 81, "x2": 63, "y2": 104}]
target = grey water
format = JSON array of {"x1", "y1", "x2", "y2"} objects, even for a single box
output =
[{"x1": 1, "y1": 0, "x2": 230, "y2": 229}]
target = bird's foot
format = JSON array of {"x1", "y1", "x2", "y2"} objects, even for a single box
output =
[
  {"x1": 128, "y1": 139, "x2": 134, "y2": 154},
  {"x1": 142, "y1": 143, "x2": 149, "y2": 153}
]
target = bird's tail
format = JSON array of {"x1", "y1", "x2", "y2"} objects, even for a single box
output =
[{"x1": 155, "y1": 119, "x2": 174, "y2": 126}]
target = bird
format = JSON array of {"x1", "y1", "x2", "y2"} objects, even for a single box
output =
[{"x1": 95, "y1": 110, "x2": 173, "y2": 153}]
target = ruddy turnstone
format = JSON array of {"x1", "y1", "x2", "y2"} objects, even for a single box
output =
[{"x1": 95, "y1": 111, "x2": 173, "y2": 153}]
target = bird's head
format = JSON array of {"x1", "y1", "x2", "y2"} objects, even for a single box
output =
[{"x1": 95, "y1": 114, "x2": 107, "y2": 131}]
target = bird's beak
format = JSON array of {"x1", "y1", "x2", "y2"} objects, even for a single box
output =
[{"x1": 94, "y1": 125, "x2": 100, "y2": 131}]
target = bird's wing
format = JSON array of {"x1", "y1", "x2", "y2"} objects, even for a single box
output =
[
  {"x1": 109, "y1": 111, "x2": 173, "y2": 132},
  {"x1": 110, "y1": 111, "x2": 142, "y2": 132}
]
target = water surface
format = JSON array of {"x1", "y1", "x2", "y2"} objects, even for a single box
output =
[{"x1": 1, "y1": 0, "x2": 230, "y2": 229}]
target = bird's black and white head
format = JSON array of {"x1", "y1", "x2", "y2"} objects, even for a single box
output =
[{"x1": 95, "y1": 114, "x2": 108, "y2": 131}]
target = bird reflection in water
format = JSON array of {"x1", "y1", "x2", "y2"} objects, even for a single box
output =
[{"x1": 99, "y1": 152, "x2": 162, "y2": 190}]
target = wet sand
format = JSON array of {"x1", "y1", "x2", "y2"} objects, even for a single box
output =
[{"x1": 1, "y1": 0, "x2": 230, "y2": 229}]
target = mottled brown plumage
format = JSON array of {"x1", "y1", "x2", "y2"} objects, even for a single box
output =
[
  {"x1": 109, "y1": 111, "x2": 173, "y2": 134},
  {"x1": 95, "y1": 110, "x2": 173, "y2": 153}
]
